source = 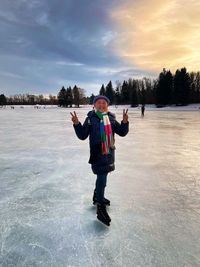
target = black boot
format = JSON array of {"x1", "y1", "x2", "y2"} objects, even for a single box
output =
[
  {"x1": 96, "y1": 203, "x2": 111, "y2": 226},
  {"x1": 93, "y1": 189, "x2": 110, "y2": 206}
]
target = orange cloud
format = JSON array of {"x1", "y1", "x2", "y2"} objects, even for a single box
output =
[{"x1": 111, "y1": 0, "x2": 200, "y2": 73}]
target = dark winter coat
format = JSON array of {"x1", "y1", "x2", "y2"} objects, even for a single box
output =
[{"x1": 73, "y1": 110, "x2": 129, "y2": 174}]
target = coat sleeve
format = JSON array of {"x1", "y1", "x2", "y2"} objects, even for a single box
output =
[
  {"x1": 113, "y1": 120, "x2": 129, "y2": 137},
  {"x1": 73, "y1": 117, "x2": 90, "y2": 140}
]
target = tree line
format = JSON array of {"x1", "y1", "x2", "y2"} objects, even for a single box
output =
[
  {"x1": 0, "y1": 85, "x2": 88, "y2": 107},
  {"x1": 1, "y1": 67, "x2": 200, "y2": 107},
  {"x1": 0, "y1": 93, "x2": 57, "y2": 105},
  {"x1": 92, "y1": 67, "x2": 200, "y2": 107},
  {"x1": 57, "y1": 85, "x2": 88, "y2": 107}
]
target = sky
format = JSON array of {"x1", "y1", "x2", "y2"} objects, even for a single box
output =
[{"x1": 0, "y1": 0, "x2": 200, "y2": 96}]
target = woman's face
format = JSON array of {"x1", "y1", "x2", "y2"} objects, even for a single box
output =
[{"x1": 94, "y1": 99, "x2": 108, "y2": 112}]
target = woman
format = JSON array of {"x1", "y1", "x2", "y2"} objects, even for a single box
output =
[{"x1": 71, "y1": 95, "x2": 129, "y2": 226}]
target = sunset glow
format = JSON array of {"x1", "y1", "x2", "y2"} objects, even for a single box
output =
[{"x1": 111, "y1": 0, "x2": 200, "y2": 72}]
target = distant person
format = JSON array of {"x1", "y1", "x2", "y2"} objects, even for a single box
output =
[
  {"x1": 71, "y1": 95, "x2": 129, "y2": 226},
  {"x1": 141, "y1": 104, "x2": 145, "y2": 117}
]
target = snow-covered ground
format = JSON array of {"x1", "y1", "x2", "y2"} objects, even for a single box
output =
[
  {"x1": 1, "y1": 103, "x2": 200, "y2": 111},
  {"x1": 0, "y1": 106, "x2": 200, "y2": 267}
]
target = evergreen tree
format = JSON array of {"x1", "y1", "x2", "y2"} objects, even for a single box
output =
[
  {"x1": 195, "y1": 72, "x2": 200, "y2": 103},
  {"x1": 127, "y1": 79, "x2": 132, "y2": 105},
  {"x1": 66, "y1": 87, "x2": 73, "y2": 107},
  {"x1": 115, "y1": 80, "x2": 121, "y2": 105},
  {"x1": 165, "y1": 70, "x2": 173, "y2": 104},
  {"x1": 173, "y1": 70, "x2": 181, "y2": 105},
  {"x1": 89, "y1": 94, "x2": 95, "y2": 105},
  {"x1": 143, "y1": 78, "x2": 155, "y2": 104},
  {"x1": 0, "y1": 94, "x2": 7, "y2": 105},
  {"x1": 99, "y1": 84, "x2": 106, "y2": 95},
  {"x1": 189, "y1": 72, "x2": 196, "y2": 103},
  {"x1": 57, "y1": 86, "x2": 67, "y2": 107},
  {"x1": 121, "y1": 80, "x2": 129, "y2": 104},
  {"x1": 174, "y1": 67, "x2": 190, "y2": 105},
  {"x1": 73, "y1": 85, "x2": 80, "y2": 107},
  {"x1": 156, "y1": 68, "x2": 173, "y2": 106},
  {"x1": 140, "y1": 80, "x2": 146, "y2": 105},
  {"x1": 129, "y1": 79, "x2": 138, "y2": 107},
  {"x1": 105, "y1": 81, "x2": 115, "y2": 104}
]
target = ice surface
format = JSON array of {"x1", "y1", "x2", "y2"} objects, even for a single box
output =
[{"x1": 0, "y1": 105, "x2": 200, "y2": 267}]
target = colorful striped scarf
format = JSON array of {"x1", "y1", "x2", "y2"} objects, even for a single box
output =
[{"x1": 96, "y1": 110, "x2": 114, "y2": 155}]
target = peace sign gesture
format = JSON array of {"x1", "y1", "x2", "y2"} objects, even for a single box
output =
[
  {"x1": 122, "y1": 109, "x2": 128, "y2": 123},
  {"x1": 70, "y1": 111, "x2": 79, "y2": 125}
]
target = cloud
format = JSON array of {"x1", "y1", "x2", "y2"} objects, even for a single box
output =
[
  {"x1": 0, "y1": 53, "x2": 143, "y2": 96},
  {"x1": 111, "y1": 0, "x2": 200, "y2": 72},
  {"x1": 0, "y1": 0, "x2": 151, "y2": 95},
  {"x1": 0, "y1": 0, "x2": 119, "y2": 65}
]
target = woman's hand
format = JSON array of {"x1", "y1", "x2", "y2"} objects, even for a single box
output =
[
  {"x1": 122, "y1": 109, "x2": 128, "y2": 123},
  {"x1": 70, "y1": 111, "x2": 79, "y2": 125}
]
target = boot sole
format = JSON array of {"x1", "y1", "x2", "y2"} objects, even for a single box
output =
[
  {"x1": 96, "y1": 211, "x2": 111, "y2": 223},
  {"x1": 97, "y1": 215, "x2": 110, "y2": 226}
]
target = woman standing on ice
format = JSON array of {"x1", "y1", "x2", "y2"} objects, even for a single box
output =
[{"x1": 71, "y1": 95, "x2": 129, "y2": 226}]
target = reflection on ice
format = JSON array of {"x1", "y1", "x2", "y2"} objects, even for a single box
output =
[{"x1": 0, "y1": 106, "x2": 200, "y2": 266}]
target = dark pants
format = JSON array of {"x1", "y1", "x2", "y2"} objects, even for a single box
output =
[{"x1": 95, "y1": 172, "x2": 108, "y2": 204}]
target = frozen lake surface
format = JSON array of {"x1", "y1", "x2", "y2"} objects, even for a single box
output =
[{"x1": 0, "y1": 106, "x2": 200, "y2": 267}]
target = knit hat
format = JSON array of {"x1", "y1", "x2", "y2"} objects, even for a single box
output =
[{"x1": 93, "y1": 95, "x2": 110, "y2": 105}]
